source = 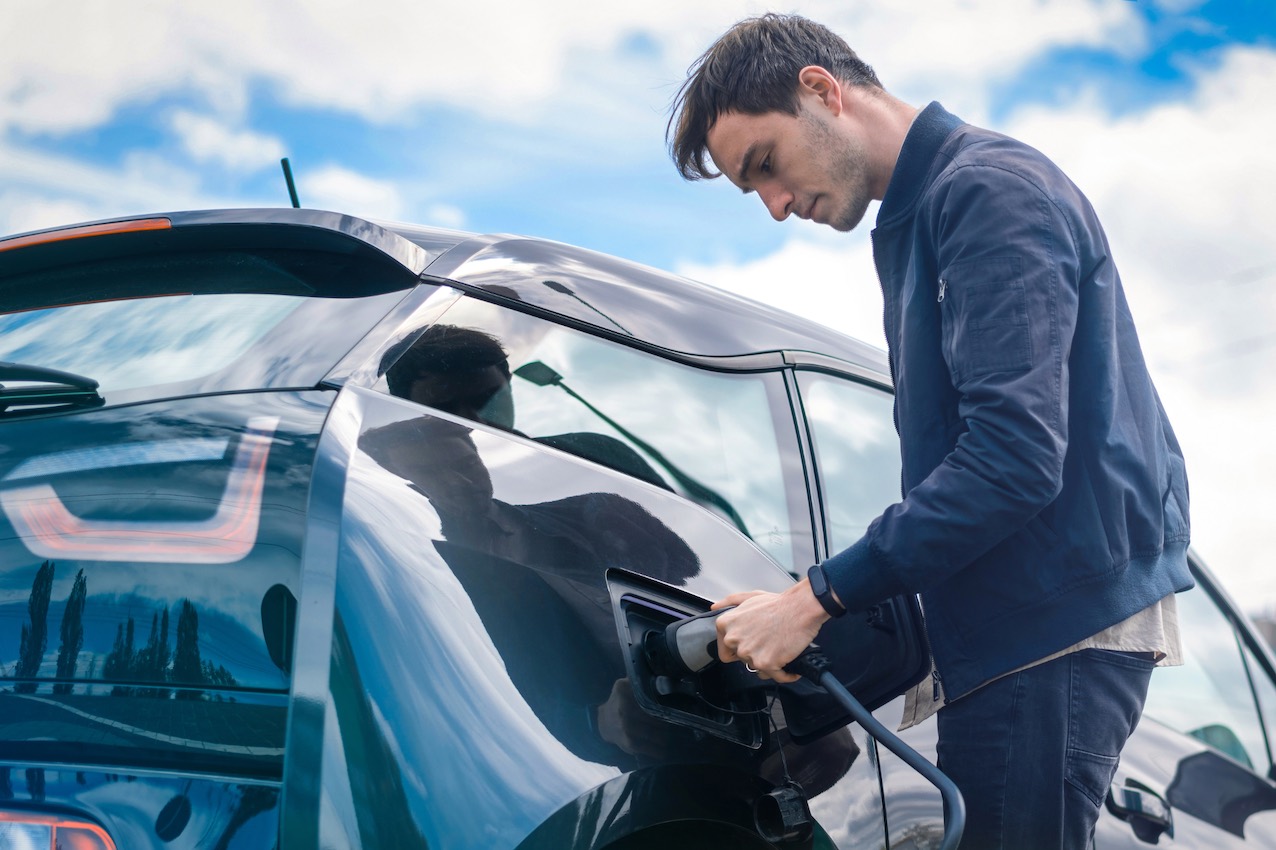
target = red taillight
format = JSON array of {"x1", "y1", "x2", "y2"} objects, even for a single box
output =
[
  {"x1": 0, "y1": 810, "x2": 116, "y2": 849},
  {"x1": 0, "y1": 217, "x2": 172, "y2": 253}
]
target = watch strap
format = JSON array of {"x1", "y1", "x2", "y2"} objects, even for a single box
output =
[{"x1": 807, "y1": 563, "x2": 847, "y2": 618}]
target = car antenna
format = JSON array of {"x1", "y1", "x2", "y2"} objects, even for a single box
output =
[{"x1": 280, "y1": 157, "x2": 302, "y2": 208}]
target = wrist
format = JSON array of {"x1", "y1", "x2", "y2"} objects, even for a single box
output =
[
  {"x1": 807, "y1": 563, "x2": 847, "y2": 618},
  {"x1": 787, "y1": 579, "x2": 833, "y2": 630}
]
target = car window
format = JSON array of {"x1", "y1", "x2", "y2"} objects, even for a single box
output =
[
  {"x1": 0, "y1": 247, "x2": 414, "y2": 405},
  {"x1": 1143, "y1": 586, "x2": 1271, "y2": 772},
  {"x1": 0, "y1": 294, "x2": 303, "y2": 394},
  {"x1": 377, "y1": 296, "x2": 811, "y2": 569},
  {"x1": 1241, "y1": 638, "x2": 1276, "y2": 775},
  {"x1": 794, "y1": 372, "x2": 900, "y2": 554}
]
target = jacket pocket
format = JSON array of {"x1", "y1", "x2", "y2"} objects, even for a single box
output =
[{"x1": 939, "y1": 257, "x2": 1032, "y2": 383}]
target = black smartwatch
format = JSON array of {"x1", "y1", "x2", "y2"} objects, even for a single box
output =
[{"x1": 807, "y1": 563, "x2": 847, "y2": 618}]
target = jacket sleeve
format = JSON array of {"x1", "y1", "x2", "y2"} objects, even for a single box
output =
[{"x1": 824, "y1": 162, "x2": 1083, "y2": 612}]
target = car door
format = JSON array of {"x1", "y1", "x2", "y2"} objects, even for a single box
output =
[{"x1": 285, "y1": 290, "x2": 930, "y2": 849}]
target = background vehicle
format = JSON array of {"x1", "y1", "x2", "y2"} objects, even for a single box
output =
[{"x1": 1, "y1": 209, "x2": 1274, "y2": 848}]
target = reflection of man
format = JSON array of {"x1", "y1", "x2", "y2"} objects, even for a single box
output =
[
  {"x1": 670, "y1": 14, "x2": 1192, "y2": 849},
  {"x1": 364, "y1": 329, "x2": 704, "y2": 762},
  {"x1": 383, "y1": 324, "x2": 514, "y2": 429}
]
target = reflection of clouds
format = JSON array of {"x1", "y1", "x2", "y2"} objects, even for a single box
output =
[
  {"x1": 337, "y1": 440, "x2": 617, "y2": 848},
  {"x1": 807, "y1": 730, "x2": 893, "y2": 847},
  {"x1": 1145, "y1": 587, "x2": 1268, "y2": 768},
  {"x1": 0, "y1": 295, "x2": 299, "y2": 393},
  {"x1": 501, "y1": 322, "x2": 793, "y2": 563},
  {"x1": 805, "y1": 379, "x2": 896, "y2": 455}
]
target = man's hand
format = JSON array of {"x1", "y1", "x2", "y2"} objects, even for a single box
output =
[{"x1": 711, "y1": 580, "x2": 831, "y2": 683}]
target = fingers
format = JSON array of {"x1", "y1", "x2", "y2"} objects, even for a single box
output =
[
  {"x1": 711, "y1": 590, "x2": 766, "y2": 609},
  {"x1": 711, "y1": 587, "x2": 821, "y2": 681}
]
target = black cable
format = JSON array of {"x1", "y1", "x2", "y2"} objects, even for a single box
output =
[
  {"x1": 786, "y1": 649, "x2": 966, "y2": 850},
  {"x1": 764, "y1": 691, "x2": 794, "y2": 785}
]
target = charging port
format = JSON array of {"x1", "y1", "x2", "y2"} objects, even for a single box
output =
[{"x1": 609, "y1": 575, "x2": 767, "y2": 748}]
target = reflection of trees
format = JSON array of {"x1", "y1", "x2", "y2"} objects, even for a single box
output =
[
  {"x1": 104, "y1": 614, "x2": 136, "y2": 691},
  {"x1": 54, "y1": 569, "x2": 87, "y2": 694},
  {"x1": 14, "y1": 561, "x2": 91, "y2": 692},
  {"x1": 11, "y1": 561, "x2": 238, "y2": 696},
  {"x1": 104, "y1": 598, "x2": 235, "y2": 698},
  {"x1": 135, "y1": 607, "x2": 172, "y2": 698},
  {"x1": 16, "y1": 561, "x2": 54, "y2": 693}
]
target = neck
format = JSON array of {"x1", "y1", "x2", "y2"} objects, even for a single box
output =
[{"x1": 849, "y1": 90, "x2": 920, "y2": 200}]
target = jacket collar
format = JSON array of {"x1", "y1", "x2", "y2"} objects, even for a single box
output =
[{"x1": 876, "y1": 101, "x2": 963, "y2": 227}]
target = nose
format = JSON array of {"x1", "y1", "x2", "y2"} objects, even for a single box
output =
[{"x1": 758, "y1": 184, "x2": 792, "y2": 222}]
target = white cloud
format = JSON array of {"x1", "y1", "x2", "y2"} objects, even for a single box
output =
[
  {"x1": 0, "y1": 142, "x2": 243, "y2": 234},
  {"x1": 303, "y1": 165, "x2": 405, "y2": 221},
  {"x1": 169, "y1": 110, "x2": 285, "y2": 172},
  {"x1": 0, "y1": 190, "x2": 101, "y2": 236},
  {"x1": 677, "y1": 223, "x2": 885, "y2": 350},
  {"x1": 0, "y1": 0, "x2": 1144, "y2": 139},
  {"x1": 423, "y1": 203, "x2": 466, "y2": 230}
]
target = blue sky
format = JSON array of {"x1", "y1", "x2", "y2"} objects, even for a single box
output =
[{"x1": 3, "y1": 0, "x2": 1276, "y2": 611}]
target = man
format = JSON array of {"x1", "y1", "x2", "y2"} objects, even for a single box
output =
[{"x1": 668, "y1": 14, "x2": 1193, "y2": 849}]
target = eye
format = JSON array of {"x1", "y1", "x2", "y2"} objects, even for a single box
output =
[{"x1": 759, "y1": 155, "x2": 772, "y2": 175}]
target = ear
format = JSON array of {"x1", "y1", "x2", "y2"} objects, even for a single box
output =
[{"x1": 797, "y1": 66, "x2": 843, "y2": 116}]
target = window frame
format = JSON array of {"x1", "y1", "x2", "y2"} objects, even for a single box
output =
[
  {"x1": 1191, "y1": 560, "x2": 1276, "y2": 778},
  {"x1": 371, "y1": 284, "x2": 824, "y2": 573},
  {"x1": 788, "y1": 361, "x2": 898, "y2": 564}
]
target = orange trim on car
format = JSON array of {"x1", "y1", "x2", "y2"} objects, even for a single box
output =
[{"x1": 0, "y1": 217, "x2": 172, "y2": 253}]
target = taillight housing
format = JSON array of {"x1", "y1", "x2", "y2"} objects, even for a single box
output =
[{"x1": 0, "y1": 810, "x2": 116, "y2": 849}]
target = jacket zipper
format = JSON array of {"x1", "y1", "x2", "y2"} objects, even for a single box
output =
[{"x1": 937, "y1": 277, "x2": 948, "y2": 303}]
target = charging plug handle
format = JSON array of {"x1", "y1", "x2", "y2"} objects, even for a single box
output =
[{"x1": 646, "y1": 608, "x2": 733, "y2": 676}]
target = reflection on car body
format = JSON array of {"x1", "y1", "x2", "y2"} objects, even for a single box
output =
[{"x1": 0, "y1": 209, "x2": 1274, "y2": 848}]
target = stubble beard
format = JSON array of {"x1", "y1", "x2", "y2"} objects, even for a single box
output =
[
  {"x1": 802, "y1": 110, "x2": 874, "y2": 233},
  {"x1": 827, "y1": 141, "x2": 874, "y2": 232}
]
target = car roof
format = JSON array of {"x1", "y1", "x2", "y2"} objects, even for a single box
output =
[{"x1": 1, "y1": 208, "x2": 890, "y2": 383}]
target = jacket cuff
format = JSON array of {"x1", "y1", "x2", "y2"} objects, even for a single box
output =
[{"x1": 821, "y1": 536, "x2": 908, "y2": 615}]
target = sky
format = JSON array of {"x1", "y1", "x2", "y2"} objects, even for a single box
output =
[{"x1": 2, "y1": 0, "x2": 1275, "y2": 613}]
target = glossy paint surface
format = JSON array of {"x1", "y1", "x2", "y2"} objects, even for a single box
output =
[
  {"x1": 310, "y1": 386, "x2": 889, "y2": 848},
  {"x1": 423, "y1": 235, "x2": 889, "y2": 367},
  {"x1": 0, "y1": 392, "x2": 331, "y2": 784}
]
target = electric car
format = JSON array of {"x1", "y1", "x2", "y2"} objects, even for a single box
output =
[{"x1": 1, "y1": 209, "x2": 1274, "y2": 849}]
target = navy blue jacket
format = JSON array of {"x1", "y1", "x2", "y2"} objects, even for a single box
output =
[{"x1": 822, "y1": 103, "x2": 1193, "y2": 699}]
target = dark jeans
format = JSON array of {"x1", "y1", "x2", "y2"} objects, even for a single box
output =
[{"x1": 936, "y1": 648, "x2": 1155, "y2": 850}]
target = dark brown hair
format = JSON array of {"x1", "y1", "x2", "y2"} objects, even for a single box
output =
[{"x1": 668, "y1": 13, "x2": 882, "y2": 180}]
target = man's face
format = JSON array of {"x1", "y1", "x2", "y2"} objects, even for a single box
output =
[{"x1": 706, "y1": 101, "x2": 874, "y2": 233}]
